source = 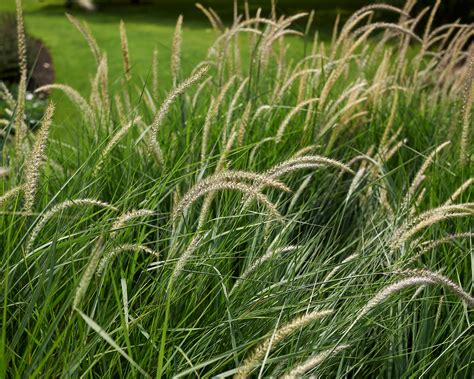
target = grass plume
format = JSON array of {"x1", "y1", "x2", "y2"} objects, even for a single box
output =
[
  {"x1": 26, "y1": 199, "x2": 118, "y2": 253},
  {"x1": 23, "y1": 103, "x2": 55, "y2": 212},
  {"x1": 148, "y1": 66, "x2": 209, "y2": 164},
  {"x1": 235, "y1": 309, "x2": 334, "y2": 378},
  {"x1": 96, "y1": 244, "x2": 159, "y2": 276},
  {"x1": 283, "y1": 344, "x2": 350, "y2": 378},
  {"x1": 171, "y1": 15, "x2": 183, "y2": 85},
  {"x1": 119, "y1": 20, "x2": 132, "y2": 82},
  {"x1": 348, "y1": 270, "x2": 474, "y2": 331}
]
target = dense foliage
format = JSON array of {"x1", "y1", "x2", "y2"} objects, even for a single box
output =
[{"x1": 1, "y1": 0, "x2": 472, "y2": 377}]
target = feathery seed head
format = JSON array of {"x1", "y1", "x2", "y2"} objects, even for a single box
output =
[
  {"x1": 345, "y1": 4, "x2": 409, "y2": 31},
  {"x1": 354, "y1": 23, "x2": 422, "y2": 43},
  {"x1": 283, "y1": 344, "x2": 350, "y2": 378},
  {"x1": 66, "y1": 14, "x2": 101, "y2": 64},
  {"x1": 399, "y1": 269, "x2": 474, "y2": 307},
  {"x1": 406, "y1": 232, "x2": 474, "y2": 265},
  {"x1": 444, "y1": 179, "x2": 473, "y2": 205},
  {"x1": 152, "y1": 48, "x2": 159, "y2": 98},
  {"x1": 149, "y1": 66, "x2": 209, "y2": 163},
  {"x1": 23, "y1": 102, "x2": 55, "y2": 213},
  {"x1": 96, "y1": 244, "x2": 159, "y2": 276},
  {"x1": 77, "y1": 0, "x2": 96, "y2": 11},
  {"x1": 15, "y1": 0, "x2": 27, "y2": 77},
  {"x1": 349, "y1": 270, "x2": 474, "y2": 332},
  {"x1": 26, "y1": 199, "x2": 118, "y2": 253},
  {"x1": 171, "y1": 233, "x2": 205, "y2": 281},
  {"x1": 94, "y1": 116, "x2": 141, "y2": 175},
  {"x1": 237, "y1": 102, "x2": 252, "y2": 147},
  {"x1": 0, "y1": 167, "x2": 10, "y2": 178},
  {"x1": 0, "y1": 82, "x2": 16, "y2": 109},
  {"x1": 73, "y1": 237, "x2": 104, "y2": 309},
  {"x1": 172, "y1": 180, "x2": 281, "y2": 223},
  {"x1": 225, "y1": 77, "x2": 250, "y2": 130},
  {"x1": 391, "y1": 203, "x2": 474, "y2": 249},
  {"x1": 0, "y1": 185, "x2": 24, "y2": 208},
  {"x1": 267, "y1": 155, "x2": 354, "y2": 177},
  {"x1": 36, "y1": 84, "x2": 95, "y2": 124},
  {"x1": 111, "y1": 208, "x2": 155, "y2": 237},
  {"x1": 119, "y1": 20, "x2": 132, "y2": 82},
  {"x1": 235, "y1": 309, "x2": 334, "y2": 378},
  {"x1": 171, "y1": 15, "x2": 183, "y2": 84},
  {"x1": 459, "y1": 51, "x2": 473, "y2": 165},
  {"x1": 14, "y1": 73, "x2": 27, "y2": 160},
  {"x1": 196, "y1": 3, "x2": 222, "y2": 32}
]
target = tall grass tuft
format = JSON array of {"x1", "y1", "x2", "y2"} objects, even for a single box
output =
[{"x1": 2, "y1": 2, "x2": 473, "y2": 377}]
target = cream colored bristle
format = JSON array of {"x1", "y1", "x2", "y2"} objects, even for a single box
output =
[
  {"x1": 348, "y1": 270, "x2": 474, "y2": 332},
  {"x1": 0, "y1": 185, "x2": 24, "y2": 208},
  {"x1": 235, "y1": 309, "x2": 334, "y2": 378},
  {"x1": 110, "y1": 208, "x2": 155, "y2": 237},
  {"x1": 96, "y1": 244, "x2": 159, "y2": 276},
  {"x1": 36, "y1": 84, "x2": 95, "y2": 124},
  {"x1": 149, "y1": 66, "x2": 209, "y2": 164},
  {"x1": 26, "y1": 199, "x2": 118, "y2": 253},
  {"x1": 120, "y1": 20, "x2": 132, "y2": 82},
  {"x1": 171, "y1": 15, "x2": 183, "y2": 85},
  {"x1": 66, "y1": 14, "x2": 101, "y2": 64},
  {"x1": 172, "y1": 180, "x2": 281, "y2": 223},
  {"x1": 283, "y1": 344, "x2": 350, "y2": 378},
  {"x1": 15, "y1": 0, "x2": 27, "y2": 78},
  {"x1": 171, "y1": 233, "x2": 205, "y2": 280},
  {"x1": 93, "y1": 116, "x2": 141, "y2": 175},
  {"x1": 444, "y1": 179, "x2": 473, "y2": 205},
  {"x1": 23, "y1": 102, "x2": 55, "y2": 212}
]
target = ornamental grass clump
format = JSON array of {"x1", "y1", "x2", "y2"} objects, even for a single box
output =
[{"x1": 2, "y1": 1, "x2": 473, "y2": 377}]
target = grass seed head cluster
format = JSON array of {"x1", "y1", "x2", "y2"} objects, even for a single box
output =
[{"x1": 1, "y1": 0, "x2": 472, "y2": 377}]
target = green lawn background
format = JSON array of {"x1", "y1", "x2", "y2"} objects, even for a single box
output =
[{"x1": 2, "y1": 0, "x2": 323, "y2": 128}]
